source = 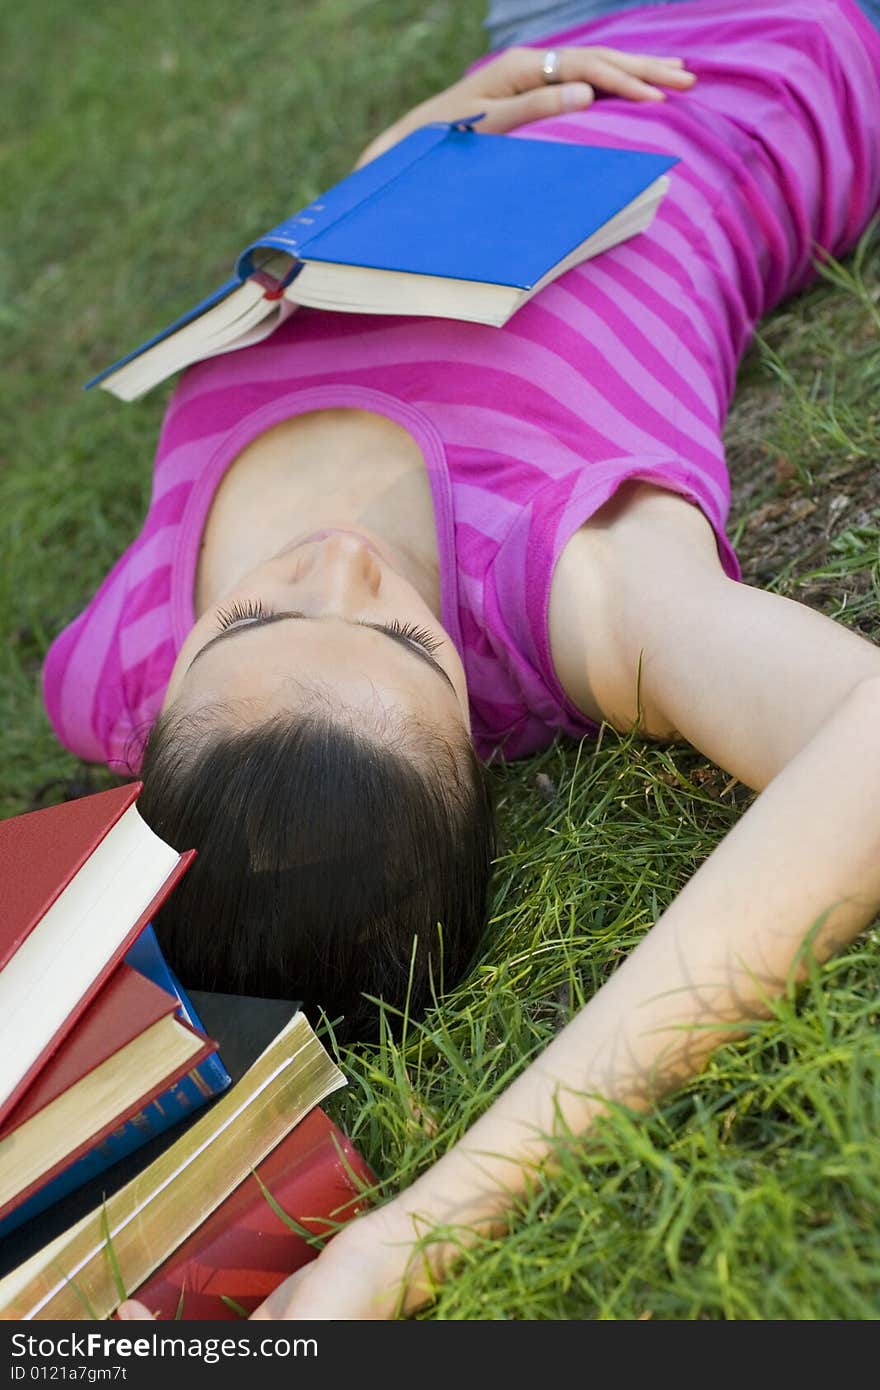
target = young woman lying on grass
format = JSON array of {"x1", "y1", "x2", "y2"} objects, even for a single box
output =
[{"x1": 45, "y1": 0, "x2": 880, "y2": 1320}]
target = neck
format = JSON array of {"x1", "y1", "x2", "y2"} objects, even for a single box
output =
[{"x1": 194, "y1": 409, "x2": 441, "y2": 616}]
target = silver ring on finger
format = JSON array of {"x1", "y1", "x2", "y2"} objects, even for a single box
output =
[{"x1": 541, "y1": 49, "x2": 563, "y2": 84}]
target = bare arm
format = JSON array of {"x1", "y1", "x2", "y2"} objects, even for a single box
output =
[
  {"x1": 243, "y1": 670, "x2": 880, "y2": 1319},
  {"x1": 120, "y1": 483, "x2": 880, "y2": 1322}
]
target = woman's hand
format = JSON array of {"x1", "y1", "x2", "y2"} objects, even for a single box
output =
[
  {"x1": 117, "y1": 1203, "x2": 431, "y2": 1323},
  {"x1": 249, "y1": 1206, "x2": 425, "y2": 1320},
  {"x1": 355, "y1": 46, "x2": 696, "y2": 167}
]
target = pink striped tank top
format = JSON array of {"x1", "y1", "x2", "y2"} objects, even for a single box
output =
[{"x1": 43, "y1": 0, "x2": 880, "y2": 770}]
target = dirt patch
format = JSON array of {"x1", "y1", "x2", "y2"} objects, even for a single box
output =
[{"x1": 724, "y1": 378, "x2": 880, "y2": 644}]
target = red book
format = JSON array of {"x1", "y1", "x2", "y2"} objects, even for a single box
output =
[
  {"x1": 0, "y1": 783, "x2": 194, "y2": 1127},
  {"x1": 0, "y1": 965, "x2": 216, "y2": 1225},
  {"x1": 132, "y1": 1107, "x2": 376, "y2": 1319}
]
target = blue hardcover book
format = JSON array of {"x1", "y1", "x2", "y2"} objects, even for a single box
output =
[
  {"x1": 123, "y1": 924, "x2": 232, "y2": 1101},
  {"x1": 0, "y1": 927, "x2": 231, "y2": 1239},
  {"x1": 87, "y1": 117, "x2": 676, "y2": 401}
]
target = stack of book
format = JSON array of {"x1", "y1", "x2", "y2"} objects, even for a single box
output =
[{"x1": 0, "y1": 785, "x2": 375, "y2": 1320}]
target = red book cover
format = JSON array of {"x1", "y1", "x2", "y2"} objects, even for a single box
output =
[
  {"x1": 0, "y1": 784, "x2": 141, "y2": 969},
  {"x1": 132, "y1": 1107, "x2": 377, "y2": 1319},
  {"x1": 0, "y1": 966, "x2": 216, "y2": 1223},
  {"x1": 0, "y1": 784, "x2": 195, "y2": 1127}
]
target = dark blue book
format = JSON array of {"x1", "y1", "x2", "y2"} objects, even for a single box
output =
[
  {"x1": 87, "y1": 117, "x2": 676, "y2": 401},
  {"x1": 0, "y1": 926, "x2": 231, "y2": 1240}
]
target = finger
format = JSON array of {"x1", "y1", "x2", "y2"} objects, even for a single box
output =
[
  {"x1": 250, "y1": 1263, "x2": 314, "y2": 1320},
  {"x1": 602, "y1": 53, "x2": 697, "y2": 88},
  {"x1": 116, "y1": 1299, "x2": 155, "y2": 1320},
  {"x1": 476, "y1": 84, "x2": 595, "y2": 133},
  {"x1": 558, "y1": 47, "x2": 697, "y2": 92},
  {"x1": 575, "y1": 56, "x2": 678, "y2": 101},
  {"x1": 491, "y1": 46, "x2": 551, "y2": 95}
]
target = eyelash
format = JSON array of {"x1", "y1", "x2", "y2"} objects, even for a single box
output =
[
  {"x1": 214, "y1": 603, "x2": 441, "y2": 655},
  {"x1": 215, "y1": 598, "x2": 272, "y2": 631},
  {"x1": 381, "y1": 619, "x2": 442, "y2": 654}
]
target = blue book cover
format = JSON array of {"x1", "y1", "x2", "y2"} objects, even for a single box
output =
[
  {"x1": 87, "y1": 119, "x2": 676, "y2": 394},
  {"x1": 243, "y1": 124, "x2": 676, "y2": 287},
  {"x1": 0, "y1": 927, "x2": 231, "y2": 1239}
]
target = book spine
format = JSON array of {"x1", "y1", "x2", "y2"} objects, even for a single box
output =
[{"x1": 235, "y1": 124, "x2": 452, "y2": 279}]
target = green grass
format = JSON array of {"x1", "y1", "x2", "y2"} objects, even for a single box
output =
[{"x1": 3, "y1": 0, "x2": 879, "y2": 1321}]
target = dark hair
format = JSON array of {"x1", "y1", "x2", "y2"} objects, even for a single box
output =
[{"x1": 136, "y1": 702, "x2": 495, "y2": 1041}]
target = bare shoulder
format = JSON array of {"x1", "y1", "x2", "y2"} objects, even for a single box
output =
[{"x1": 548, "y1": 481, "x2": 728, "y2": 737}]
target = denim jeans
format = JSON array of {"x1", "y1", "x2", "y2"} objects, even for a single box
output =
[{"x1": 484, "y1": 0, "x2": 880, "y2": 50}]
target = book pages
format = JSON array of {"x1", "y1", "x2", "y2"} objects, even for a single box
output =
[{"x1": 0, "y1": 1012, "x2": 345, "y2": 1319}]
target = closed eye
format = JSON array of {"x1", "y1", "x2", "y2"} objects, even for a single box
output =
[{"x1": 189, "y1": 608, "x2": 454, "y2": 690}]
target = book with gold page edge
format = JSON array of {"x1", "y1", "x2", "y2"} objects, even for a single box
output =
[{"x1": 0, "y1": 1010, "x2": 345, "y2": 1320}]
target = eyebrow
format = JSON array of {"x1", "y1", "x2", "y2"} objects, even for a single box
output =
[{"x1": 187, "y1": 610, "x2": 456, "y2": 692}]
